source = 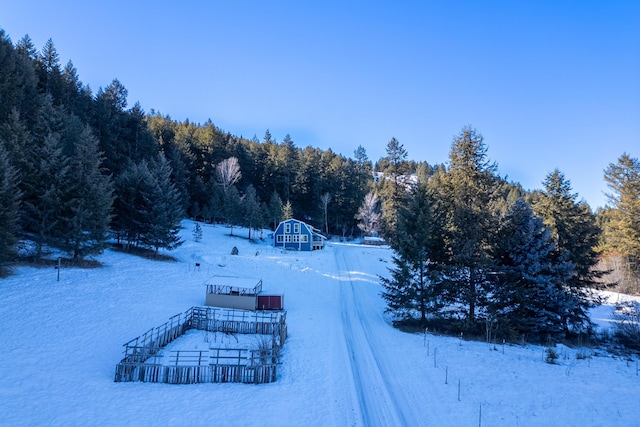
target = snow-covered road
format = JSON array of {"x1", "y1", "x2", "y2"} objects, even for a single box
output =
[{"x1": 335, "y1": 246, "x2": 423, "y2": 427}]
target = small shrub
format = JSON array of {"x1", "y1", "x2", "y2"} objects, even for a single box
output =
[{"x1": 546, "y1": 347, "x2": 559, "y2": 364}]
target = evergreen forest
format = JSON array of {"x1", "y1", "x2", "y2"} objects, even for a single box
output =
[{"x1": 1, "y1": 29, "x2": 639, "y2": 343}]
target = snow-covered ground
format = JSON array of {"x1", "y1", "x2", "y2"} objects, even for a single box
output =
[{"x1": 0, "y1": 221, "x2": 638, "y2": 427}]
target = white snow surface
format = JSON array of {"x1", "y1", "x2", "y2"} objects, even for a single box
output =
[{"x1": 1, "y1": 221, "x2": 638, "y2": 427}]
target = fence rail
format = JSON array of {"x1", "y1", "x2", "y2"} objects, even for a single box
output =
[
  {"x1": 115, "y1": 306, "x2": 286, "y2": 384},
  {"x1": 114, "y1": 362, "x2": 278, "y2": 384}
]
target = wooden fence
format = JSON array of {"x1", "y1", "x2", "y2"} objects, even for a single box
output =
[
  {"x1": 114, "y1": 362, "x2": 278, "y2": 384},
  {"x1": 114, "y1": 306, "x2": 286, "y2": 384}
]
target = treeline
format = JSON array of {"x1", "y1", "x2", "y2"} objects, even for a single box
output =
[
  {"x1": 0, "y1": 30, "x2": 373, "y2": 272},
  {"x1": 377, "y1": 129, "x2": 640, "y2": 343}
]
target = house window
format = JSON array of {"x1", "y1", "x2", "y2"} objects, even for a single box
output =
[
  {"x1": 293, "y1": 235, "x2": 299, "y2": 242},
  {"x1": 294, "y1": 222, "x2": 300, "y2": 233},
  {"x1": 277, "y1": 235, "x2": 283, "y2": 243},
  {"x1": 285, "y1": 235, "x2": 292, "y2": 242},
  {"x1": 301, "y1": 235, "x2": 308, "y2": 243},
  {"x1": 285, "y1": 223, "x2": 291, "y2": 234}
]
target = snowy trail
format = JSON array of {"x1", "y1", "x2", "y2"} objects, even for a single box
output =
[{"x1": 335, "y1": 246, "x2": 423, "y2": 427}]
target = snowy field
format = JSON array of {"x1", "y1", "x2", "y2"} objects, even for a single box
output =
[{"x1": 0, "y1": 221, "x2": 638, "y2": 427}]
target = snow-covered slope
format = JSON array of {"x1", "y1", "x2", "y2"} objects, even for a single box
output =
[{"x1": 0, "y1": 221, "x2": 638, "y2": 426}]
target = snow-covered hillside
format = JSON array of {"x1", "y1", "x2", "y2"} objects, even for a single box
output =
[{"x1": 0, "y1": 221, "x2": 638, "y2": 426}]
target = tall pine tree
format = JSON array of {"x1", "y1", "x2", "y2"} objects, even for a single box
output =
[
  {"x1": 491, "y1": 199, "x2": 574, "y2": 340},
  {"x1": 438, "y1": 126, "x2": 499, "y2": 325},
  {"x1": 532, "y1": 169, "x2": 600, "y2": 333},
  {"x1": 0, "y1": 140, "x2": 21, "y2": 273},
  {"x1": 58, "y1": 126, "x2": 114, "y2": 259},
  {"x1": 381, "y1": 182, "x2": 445, "y2": 325},
  {"x1": 602, "y1": 154, "x2": 640, "y2": 284}
]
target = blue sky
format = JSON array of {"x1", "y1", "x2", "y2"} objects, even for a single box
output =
[{"x1": 2, "y1": 0, "x2": 639, "y2": 209}]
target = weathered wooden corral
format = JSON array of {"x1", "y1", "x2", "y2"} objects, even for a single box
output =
[{"x1": 114, "y1": 306, "x2": 287, "y2": 384}]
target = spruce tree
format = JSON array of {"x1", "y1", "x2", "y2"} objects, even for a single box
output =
[
  {"x1": 381, "y1": 183, "x2": 445, "y2": 325},
  {"x1": 58, "y1": 126, "x2": 114, "y2": 259},
  {"x1": 222, "y1": 185, "x2": 242, "y2": 236},
  {"x1": 112, "y1": 160, "x2": 156, "y2": 249},
  {"x1": 36, "y1": 38, "x2": 62, "y2": 98},
  {"x1": 30, "y1": 134, "x2": 68, "y2": 257},
  {"x1": 491, "y1": 199, "x2": 574, "y2": 340},
  {"x1": 0, "y1": 32, "x2": 39, "y2": 127},
  {"x1": 437, "y1": 126, "x2": 499, "y2": 325},
  {"x1": 140, "y1": 155, "x2": 184, "y2": 252},
  {"x1": 377, "y1": 137, "x2": 409, "y2": 245},
  {"x1": 0, "y1": 141, "x2": 21, "y2": 274},
  {"x1": 532, "y1": 169, "x2": 600, "y2": 333},
  {"x1": 193, "y1": 221, "x2": 203, "y2": 242},
  {"x1": 602, "y1": 154, "x2": 640, "y2": 283},
  {"x1": 267, "y1": 191, "x2": 284, "y2": 230},
  {"x1": 242, "y1": 184, "x2": 264, "y2": 239}
]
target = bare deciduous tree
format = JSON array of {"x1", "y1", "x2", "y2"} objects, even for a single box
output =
[
  {"x1": 216, "y1": 157, "x2": 241, "y2": 192},
  {"x1": 321, "y1": 192, "x2": 331, "y2": 234},
  {"x1": 355, "y1": 192, "x2": 381, "y2": 236}
]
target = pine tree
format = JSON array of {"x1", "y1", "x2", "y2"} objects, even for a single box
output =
[
  {"x1": 37, "y1": 38, "x2": 62, "y2": 97},
  {"x1": 532, "y1": 169, "x2": 600, "y2": 333},
  {"x1": 0, "y1": 109, "x2": 30, "y2": 181},
  {"x1": 267, "y1": 191, "x2": 284, "y2": 230},
  {"x1": 0, "y1": 141, "x2": 21, "y2": 274},
  {"x1": 222, "y1": 186, "x2": 242, "y2": 236},
  {"x1": 381, "y1": 183, "x2": 445, "y2": 325},
  {"x1": 0, "y1": 32, "x2": 39, "y2": 127},
  {"x1": 193, "y1": 221, "x2": 203, "y2": 242},
  {"x1": 112, "y1": 161, "x2": 154, "y2": 249},
  {"x1": 242, "y1": 184, "x2": 264, "y2": 239},
  {"x1": 602, "y1": 153, "x2": 640, "y2": 283},
  {"x1": 58, "y1": 126, "x2": 114, "y2": 259},
  {"x1": 22, "y1": 132, "x2": 69, "y2": 258},
  {"x1": 437, "y1": 126, "x2": 499, "y2": 325},
  {"x1": 277, "y1": 134, "x2": 298, "y2": 201},
  {"x1": 491, "y1": 199, "x2": 574, "y2": 340},
  {"x1": 140, "y1": 155, "x2": 184, "y2": 252},
  {"x1": 292, "y1": 147, "x2": 322, "y2": 220},
  {"x1": 377, "y1": 137, "x2": 409, "y2": 244}
]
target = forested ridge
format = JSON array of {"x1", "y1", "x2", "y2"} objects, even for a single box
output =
[
  {"x1": 1, "y1": 30, "x2": 639, "y2": 344},
  {"x1": 0, "y1": 30, "x2": 373, "y2": 262}
]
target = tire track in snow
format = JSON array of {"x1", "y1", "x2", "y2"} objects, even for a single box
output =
[{"x1": 336, "y1": 248, "x2": 418, "y2": 427}]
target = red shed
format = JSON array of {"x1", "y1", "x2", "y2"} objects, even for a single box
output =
[{"x1": 257, "y1": 295, "x2": 284, "y2": 311}]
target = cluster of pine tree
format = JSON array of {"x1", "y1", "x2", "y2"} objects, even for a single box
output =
[
  {"x1": 378, "y1": 128, "x2": 603, "y2": 343},
  {"x1": 0, "y1": 29, "x2": 373, "y2": 273}
]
